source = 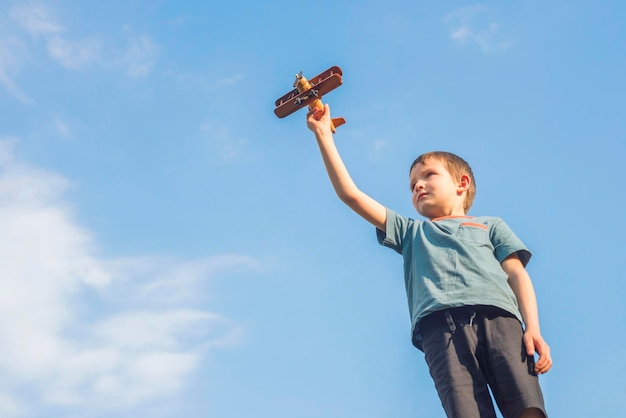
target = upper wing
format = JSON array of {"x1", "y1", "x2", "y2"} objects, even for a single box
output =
[{"x1": 274, "y1": 66, "x2": 343, "y2": 118}]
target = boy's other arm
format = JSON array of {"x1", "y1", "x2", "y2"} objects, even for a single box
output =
[
  {"x1": 307, "y1": 104, "x2": 386, "y2": 231},
  {"x1": 502, "y1": 253, "x2": 553, "y2": 375}
]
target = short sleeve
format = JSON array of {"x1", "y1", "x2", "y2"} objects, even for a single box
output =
[
  {"x1": 376, "y1": 208, "x2": 414, "y2": 255},
  {"x1": 489, "y1": 218, "x2": 532, "y2": 266}
]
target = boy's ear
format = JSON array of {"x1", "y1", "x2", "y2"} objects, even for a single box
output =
[{"x1": 458, "y1": 174, "x2": 471, "y2": 192}]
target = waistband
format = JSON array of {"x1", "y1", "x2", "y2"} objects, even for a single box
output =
[{"x1": 418, "y1": 305, "x2": 517, "y2": 335}]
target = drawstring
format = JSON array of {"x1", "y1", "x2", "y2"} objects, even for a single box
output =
[
  {"x1": 469, "y1": 311, "x2": 477, "y2": 327},
  {"x1": 444, "y1": 309, "x2": 477, "y2": 333},
  {"x1": 444, "y1": 310, "x2": 456, "y2": 333}
]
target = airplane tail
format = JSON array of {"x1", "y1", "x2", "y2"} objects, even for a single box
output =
[{"x1": 331, "y1": 117, "x2": 346, "y2": 132}]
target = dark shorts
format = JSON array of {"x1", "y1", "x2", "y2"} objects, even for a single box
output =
[{"x1": 418, "y1": 306, "x2": 546, "y2": 418}]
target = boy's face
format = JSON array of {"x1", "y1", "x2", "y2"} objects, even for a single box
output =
[{"x1": 409, "y1": 158, "x2": 468, "y2": 219}]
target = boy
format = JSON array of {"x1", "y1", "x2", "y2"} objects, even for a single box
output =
[{"x1": 306, "y1": 104, "x2": 552, "y2": 418}]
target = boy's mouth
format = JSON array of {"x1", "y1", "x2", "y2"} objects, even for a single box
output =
[{"x1": 417, "y1": 192, "x2": 428, "y2": 201}]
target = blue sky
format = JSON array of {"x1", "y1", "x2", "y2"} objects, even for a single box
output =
[{"x1": 0, "y1": 1, "x2": 624, "y2": 417}]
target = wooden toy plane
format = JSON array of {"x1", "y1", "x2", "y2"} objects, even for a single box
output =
[{"x1": 274, "y1": 65, "x2": 346, "y2": 133}]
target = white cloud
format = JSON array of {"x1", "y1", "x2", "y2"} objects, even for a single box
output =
[
  {"x1": 445, "y1": 5, "x2": 513, "y2": 54},
  {"x1": 0, "y1": 393, "x2": 24, "y2": 417},
  {"x1": 124, "y1": 35, "x2": 160, "y2": 77},
  {"x1": 139, "y1": 255, "x2": 258, "y2": 303},
  {"x1": 200, "y1": 121, "x2": 250, "y2": 163},
  {"x1": 367, "y1": 138, "x2": 391, "y2": 162},
  {"x1": 45, "y1": 36, "x2": 101, "y2": 70},
  {"x1": 8, "y1": 2, "x2": 161, "y2": 76},
  {"x1": 9, "y1": 3, "x2": 100, "y2": 70},
  {"x1": 0, "y1": 39, "x2": 34, "y2": 104},
  {"x1": 0, "y1": 139, "x2": 256, "y2": 416},
  {"x1": 55, "y1": 118, "x2": 71, "y2": 138},
  {"x1": 1, "y1": 4, "x2": 162, "y2": 102},
  {"x1": 214, "y1": 73, "x2": 243, "y2": 88},
  {"x1": 9, "y1": 4, "x2": 63, "y2": 36}
]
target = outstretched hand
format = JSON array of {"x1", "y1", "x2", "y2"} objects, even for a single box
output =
[
  {"x1": 524, "y1": 330, "x2": 552, "y2": 375},
  {"x1": 307, "y1": 104, "x2": 332, "y2": 135}
]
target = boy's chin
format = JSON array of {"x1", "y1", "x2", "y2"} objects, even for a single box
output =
[
  {"x1": 417, "y1": 209, "x2": 437, "y2": 219},
  {"x1": 414, "y1": 203, "x2": 433, "y2": 218},
  {"x1": 417, "y1": 207, "x2": 446, "y2": 220}
]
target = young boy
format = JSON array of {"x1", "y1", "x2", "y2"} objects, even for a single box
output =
[{"x1": 307, "y1": 104, "x2": 552, "y2": 418}]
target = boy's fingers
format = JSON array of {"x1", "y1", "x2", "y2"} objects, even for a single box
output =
[
  {"x1": 307, "y1": 107, "x2": 324, "y2": 121},
  {"x1": 531, "y1": 339, "x2": 552, "y2": 374},
  {"x1": 318, "y1": 104, "x2": 330, "y2": 118},
  {"x1": 536, "y1": 358, "x2": 551, "y2": 374},
  {"x1": 306, "y1": 104, "x2": 331, "y2": 121},
  {"x1": 535, "y1": 343, "x2": 552, "y2": 373}
]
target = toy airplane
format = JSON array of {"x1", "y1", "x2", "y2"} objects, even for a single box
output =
[{"x1": 274, "y1": 65, "x2": 346, "y2": 133}]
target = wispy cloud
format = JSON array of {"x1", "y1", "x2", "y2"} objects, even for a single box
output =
[
  {"x1": 445, "y1": 5, "x2": 513, "y2": 54},
  {"x1": 368, "y1": 138, "x2": 390, "y2": 162},
  {"x1": 54, "y1": 118, "x2": 71, "y2": 138},
  {"x1": 138, "y1": 255, "x2": 257, "y2": 303},
  {"x1": 0, "y1": 393, "x2": 24, "y2": 417},
  {"x1": 45, "y1": 36, "x2": 101, "y2": 70},
  {"x1": 214, "y1": 73, "x2": 243, "y2": 88},
  {"x1": 200, "y1": 120, "x2": 250, "y2": 164},
  {"x1": 0, "y1": 38, "x2": 34, "y2": 104},
  {"x1": 8, "y1": 3, "x2": 63, "y2": 36},
  {"x1": 124, "y1": 35, "x2": 160, "y2": 77},
  {"x1": 164, "y1": 70, "x2": 244, "y2": 93},
  {"x1": 1, "y1": 4, "x2": 159, "y2": 102},
  {"x1": 0, "y1": 139, "x2": 256, "y2": 416},
  {"x1": 7, "y1": 3, "x2": 101, "y2": 74}
]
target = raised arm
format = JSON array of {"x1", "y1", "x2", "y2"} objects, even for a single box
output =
[
  {"x1": 307, "y1": 104, "x2": 386, "y2": 231},
  {"x1": 502, "y1": 253, "x2": 552, "y2": 375}
]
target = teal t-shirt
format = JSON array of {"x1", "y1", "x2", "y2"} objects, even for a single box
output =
[{"x1": 377, "y1": 208, "x2": 531, "y2": 350}]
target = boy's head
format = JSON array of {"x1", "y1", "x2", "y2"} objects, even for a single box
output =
[{"x1": 409, "y1": 151, "x2": 476, "y2": 218}]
